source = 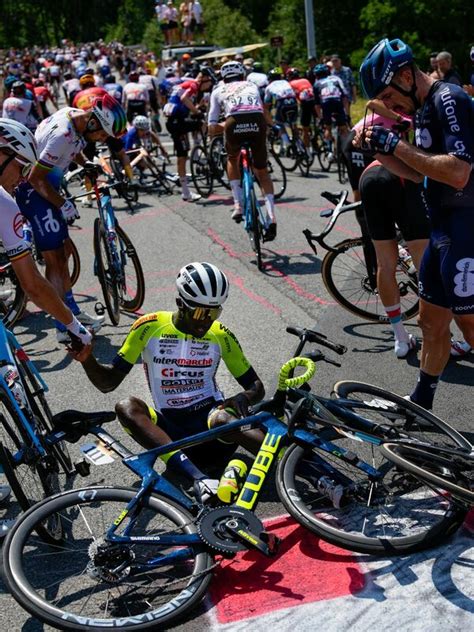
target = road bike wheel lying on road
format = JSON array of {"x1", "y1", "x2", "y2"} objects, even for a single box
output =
[
  {"x1": 115, "y1": 224, "x2": 146, "y2": 313},
  {"x1": 190, "y1": 144, "x2": 213, "y2": 198},
  {"x1": 3, "y1": 487, "x2": 214, "y2": 631}
]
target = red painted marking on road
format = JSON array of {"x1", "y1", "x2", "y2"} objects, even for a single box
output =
[
  {"x1": 210, "y1": 514, "x2": 365, "y2": 623},
  {"x1": 207, "y1": 228, "x2": 243, "y2": 259},
  {"x1": 265, "y1": 263, "x2": 330, "y2": 305},
  {"x1": 226, "y1": 271, "x2": 281, "y2": 315}
]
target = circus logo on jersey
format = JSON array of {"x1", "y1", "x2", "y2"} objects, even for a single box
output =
[{"x1": 13, "y1": 213, "x2": 24, "y2": 239}]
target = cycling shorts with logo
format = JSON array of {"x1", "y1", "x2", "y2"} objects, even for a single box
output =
[
  {"x1": 275, "y1": 98, "x2": 298, "y2": 125},
  {"x1": 321, "y1": 99, "x2": 347, "y2": 126},
  {"x1": 419, "y1": 208, "x2": 474, "y2": 314},
  {"x1": 224, "y1": 113, "x2": 267, "y2": 169},
  {"x1": 359, "y1": 165, "x2": 430, "y2": 241},
  {"x1": 15, "y1": 183, "x2": 68, "y2": 251}
]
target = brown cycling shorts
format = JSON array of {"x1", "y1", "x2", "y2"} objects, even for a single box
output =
[{"x1": 224, "y1": 113, "x2": 267, "y2": 169}]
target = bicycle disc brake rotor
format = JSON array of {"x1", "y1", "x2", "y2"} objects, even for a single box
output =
[
  {"x1": 198, "y1": 506, "x2": 264, "y2": 554},
  {"x1": 88, "y1": 538, "x2": 134, "y2": 583}
]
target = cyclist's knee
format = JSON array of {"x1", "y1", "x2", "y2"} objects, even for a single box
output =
[
  {"x1": 417, "y1": 310, "x2": 450, "y2": 339},
  {"x1": 115, "y1": 396, "x2": 149, "y2": 429}
]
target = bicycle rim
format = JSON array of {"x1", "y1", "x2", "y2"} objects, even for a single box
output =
[
  {"x1": 267, "y1": 150, "x2": 287, "y2": 200},
  {"x1": 67, "y1": 237, "x2": 81, "y2": 288},
  {"x1": 190, "y1": 145, "x2": 213, "y2": 198},
  {"x1": 0, "y1": 262, "x2": 27, "y2": 327},
  {"x1": 209, "y1": 136, "x2": 229, "y2": 189},
  {"x1": 94, "y1": 217, "x2": 120, "y2": 325},
  {"x1": 276, "y1": 442, "x2": 466, "y2": 555},
  {"x1": 115, "y1": 224, "x2": 146, "y2": 313},
  {"x1": 3, "y1": 487, "x2": 213, "y2": 631},
  {"x1": 322, "y1": 238, "x2": 419, "y2": 322},
  {"x1": 381, "y1": 442, "x2": 474, "y2": 505}
]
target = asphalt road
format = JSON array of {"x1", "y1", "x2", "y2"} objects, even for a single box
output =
[{"x1": 0, "y1": 139, "x2": 472, "y2": 631}]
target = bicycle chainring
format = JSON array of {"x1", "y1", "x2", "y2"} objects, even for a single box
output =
[{"x1": 198, "y1": 506, "x2": 264, "y2": 554}]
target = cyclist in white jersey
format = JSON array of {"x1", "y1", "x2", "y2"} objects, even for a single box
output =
[
  {"x1": 15, "y1": 96, "x2": 127, "y2": 342},
  {"x1": 2, "y1": 81, "x2": 40, "y2": 131},
  {"x1": 208, "y1": 61, "x2": 277, "y2": 240}
]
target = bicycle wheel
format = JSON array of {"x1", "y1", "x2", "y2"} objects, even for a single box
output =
[
  {"x1": 246, "y1": 187, "x2": 263, "y2": 271},
  {"x1": 115, "y1": 224, "x2": 146, "y2": 313},
  {"x1": 0, "y1": 389, "x2": 63, "y2": 543},
  {"x1": 332, "y1": 382, "x2": 472, "y2": 450},
  {"x1": 271, "y1": 136, "x2": 298, "y2": 172},
  {"x1": 297, "y1": 144, "x2": 312, "y2": 177},
  {"x1": 94, "y1": 217, "x2": 120, "y2": 326},
  {"x1": 65, "y1": 237, "x2": 81, "y2": 288},
  {"x1": 337, "y1": 137, "x2": 348, "y2": 184},
  {"x1": 321, "y1": 237, "x2": 419, "y2": 322},
  {"x1": 0, "y1": 260, "x2": 27, "y2": 328},
  {"x1": 190, "y1": 144, "x2": 213, "y2": 198},
  {"x1": 276, "y1": 439, "x2": 466, "y2": 555},
  {"x1": 3, "y1": 487, "x2": 214, "y2": 631},
  {"x1": 266, "y1": 150, "x2": 287, "y2": 200},
  {"x1": 381, "y1": 442, "x2": 474, "y2": 505},
  {"x1": 209, "y1": 136, "x2": 230, "y2": 190}
]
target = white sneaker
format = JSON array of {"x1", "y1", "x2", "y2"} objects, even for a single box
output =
[
  {"x1": 76, "y1": 310, "x2": 104, "y2": 333},
  {"x1": 394, "y1": 334, "x2": 417, "y2": 359},
  {"x1": 182, "y1": 192, "x2": 202, "y2": 202},
  {"x1": 193, "y1": 478, "x2": 219, "y2": 504},
  {"x1": 450, "y1": 339, "x2": 471, "y2": 357},
  {"x1": 0, "y1": 518, "x2": 16, "y2": 538},
  {"x1": 231, "y1": 205, "x2": 243, "y2": 222}
]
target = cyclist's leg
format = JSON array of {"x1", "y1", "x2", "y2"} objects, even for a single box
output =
[
  {"x1": 250, "y1": 114, "x2": 277, "y2": 238},
  {"x1": 115, "y1": 396, "x2": 217, "y2": 486},
  {"x1": 224, "y1": 116, "x2": 243, "y2": 220}
]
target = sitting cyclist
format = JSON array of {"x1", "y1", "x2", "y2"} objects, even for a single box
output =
[
  {"x1": 263, "y1": 67, "x2": 298, "y2": 152},
  {"x1": 313, "y1": 63, "x2": 349, "y2": 155},
  {"x1": 72, "y1": 262, "x2": 265, "y2": 502},
  {"x1": 122, "y1": 115, "x2": 169, "y2": 160},
  {"x1": 286, "y1": 67, "x2": 316, "y2": 149},
  {"x1": 208, "y1": 61, "x2": 277, "y2": 240}
]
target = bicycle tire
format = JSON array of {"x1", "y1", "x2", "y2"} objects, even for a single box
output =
[
  {"x1": 332, "y1": 381, "x2": 472, "y2": 450},
  {"x1": 208, "y1": 136, "x2": 230, "y2": 190},
  {"x1": 0, "y1": 263, "x2": 27, "y2": 328},
  {"x1": 266, "y1": 150, "x2": 287, "y2": 200},
  {"x1": 321, "y1": 237, "x2": 419, "y2": 322},
  {"x1": 276, "y1": 441, "x2": 466, "y2": 555},
  {"x1": 247, "y1": 187, "x2": 263, "y2": 271},
  {"x1": 271, "y1": 136, "x2": 298, "y2": 172},
  {"x1": 0, "y1": 389, "x2": 63, "y2": 543},
  {"x1": 65, "y1": 237, "x2": 81, "y2": 288},
  {"x1": 94, "y1": 217, "x2": 120, "y2": 326},
  {"x1": 381, "y1": 442, "x2": 474, "y2": 505},
  {"x1": 190, "y1": 144, "x2": 213, "y2": 198},
  {"x1": 3, "y1": 487, "x2": 214, "y2": 631},
  {"x1": 116, "y1": 224, "x2": 146, "y2": 313}
]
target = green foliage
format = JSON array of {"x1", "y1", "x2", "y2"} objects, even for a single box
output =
[
  {"x1": 142, "y1": 20, "x2": 165, "y2": 55},
  {"x1": 202, "y1": 0, "x2": 259, "y2": 48}
]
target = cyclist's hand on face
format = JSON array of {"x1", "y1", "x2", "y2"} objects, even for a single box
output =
[
  {"x1": 222, "y1": 392, "x2": 250, "y2": 418},
  {"x1": 363, "y1": 125, "x2": 400, "y2": 155}
]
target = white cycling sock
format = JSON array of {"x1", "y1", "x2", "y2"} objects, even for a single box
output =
[
  {"x1": 385, "y1": 303, "x2": 409, "y2": 342},
  {"x1": 230, "y1": 180, "x2": 242, "y2": 207},
  {"x1": 180, "y1": 177, "x2": 191, "y2": 198},
  {"x1": 264, "y1": 193, "x2": 276, "y2": 223}
]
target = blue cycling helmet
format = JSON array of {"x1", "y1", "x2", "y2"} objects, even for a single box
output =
[
  {"x1": 360, "y1": 38, "x2": 413, "y2": 98},
  {"x1": 314, "y1": 64, "x2": 330, "y2": 78}
]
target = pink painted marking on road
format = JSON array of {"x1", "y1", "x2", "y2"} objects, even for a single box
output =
[
  {"x1": 210, "y1": 514, "x2": 365, "y2": 624},
  {"x1": 265, "y1": 263, "x2": 330, "y2": 305},
  {"x1": 207, "y1": 228, "x2": 243, "y2": 259},
  {"x1": 226, "y1": 271, "x2": 281, "y2": 315}
]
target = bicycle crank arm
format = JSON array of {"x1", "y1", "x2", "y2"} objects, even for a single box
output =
[{"x1": 224, "y1": 521, "x2": 281, "y2": 556}]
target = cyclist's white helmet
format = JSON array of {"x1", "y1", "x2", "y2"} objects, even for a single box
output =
[
  {"x1": 0, "y1": 118, "x2": 38, "y2": 164},
  {"x1": 220, "y1": 61, "x2": 245, "y2": 81},
  {"x1": 176, "y1": 262, "x2": 229, "y2": 307},
  {"x1": 133, "y1": 115, "x2": 151, "y2": 131}
]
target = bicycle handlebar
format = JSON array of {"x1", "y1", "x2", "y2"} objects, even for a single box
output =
[
  {"x1": 286, "y1": 326, "x2": 347, "y2": 355},
  {"x1": 277, "y1": 357, "x2": 315, "y2": 391}
]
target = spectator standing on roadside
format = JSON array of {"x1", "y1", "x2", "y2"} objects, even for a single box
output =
[
  {"x1": 427, "y1": 52, "x2": 441, "y2": 79},
  {"x1": 190, "y1": 0, "x2": 204, "y2": 40},
  {"x1": 306, "y1": 56, "x2": 318, "y2": 85},
  {"x1": 330, "y1": 54, "x2": 356, "y2": 117},
  {"x1": 436, "y1": 51, "x2": 462, "y2": 86},
  {"x1": 166, "y1": 2, "x2": 179, "y2": 45},
  {"x1": 156, "y1": 1, "x2": 171, "y2": 46}
]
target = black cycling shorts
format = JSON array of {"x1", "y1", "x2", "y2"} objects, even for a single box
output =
[
  {"x1": 225, "y1": 112, "x2": 267, "y2": 169},
  {"x1": 321, "y1": 99, "x2": 347, "y2": 126},
  {"x1": 300, "y1": 100, "x2": 316, "y2": 127},
  {"x1": 166, "y1": 116, "x2": 202, "y2": 157},
  {"x1": 126, "y1": 100, "x2": 147, "y2": 123},
  {"x1": 359, "y1": 165, "x2": 430, "y2": 241},
  {"x1": 275, "y1": 98, "x2": 298, "y2": 125},
  {"x1": 342, "y1": 130, "x2": 374, "y2": 191}
]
